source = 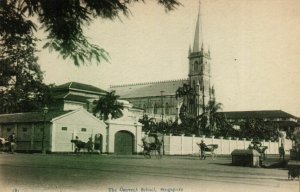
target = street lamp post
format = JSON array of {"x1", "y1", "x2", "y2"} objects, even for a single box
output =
[
  {"x1": 160, "y1": 91, "x2": 164, "y2": 122},
  {"x1": 42, "y1": 105, "x2": 48, "y2": 154}
]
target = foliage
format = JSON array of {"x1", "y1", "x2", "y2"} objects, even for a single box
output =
[
  {"x1": 0, "y1": 0, "x2": 181, "y2": 66},
  {"x1": 175, "y1": 83, "x2": 196, "y2": 106},
  {"x1": 176, "y1": 83, "x2": 196, "y2": 122},
  {"x1": 0, "y1": 8, "x2": 53, "y2": 113},
  {"x1": 195, "y1": 113, "x2": 209, "y2": 136},
  {"x1": 213, "y1": 115, "x2": 238, "y2": 138},
  {"x1": 205, "y1": 99, "x2": 223, "y2": 135},
  {"x1": 238, "y1": 118, "x2": 280, "y2": 141},
  {"x1": 93, "y1": 91, "x2": 123, "y2": 121},
  {"x1": 139, "y1": 114, "x2": 184, "y2": 135},
  {"x1": 139, "y1": 114, "x2": 157, "y2": 133}
]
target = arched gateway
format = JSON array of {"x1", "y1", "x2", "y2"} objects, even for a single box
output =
[
  {"x1": 114, "y1": 131, "x2": 134, "y2": 155},
  {"x1": 105, "y1": 100, "x2": 143, "y2": 154}
]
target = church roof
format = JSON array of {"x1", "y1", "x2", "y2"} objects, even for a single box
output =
[
  {"x1": 110, "y1": 79, "x2": 188, "y2": 98},
  {"x1": 53, "y1": 82, "x2": 107, "y2": 95}
]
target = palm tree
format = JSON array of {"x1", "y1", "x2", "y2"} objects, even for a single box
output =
[
  {"x1": 139, "y1": 114, "x2": 157, "y2": 133},
  {"x1": 204, "y1": 99, "x2": 223, "y2": 136},
  {"x1": 206, "y1": 99, "x2": 222, "y2": 131},
  {"x1": 195, "y1": 112, "x2": 209, "y2": 136},
  {"x1": 175, "y1": 83, "x2": 196, "y2": 120},
  {"x1": 93, "y1": 91, "x2": 123, "y2": 121}
]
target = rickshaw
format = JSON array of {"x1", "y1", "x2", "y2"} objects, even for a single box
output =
[
  {"x1": 141, "y1": 133, "x2": 163, "y2": 159},
  {"x1": 251, "y1": 141, "x2": 268, "y2": 160},
  {"x1": 204, "y1": 144, "x2": 218, "y2": 160}
]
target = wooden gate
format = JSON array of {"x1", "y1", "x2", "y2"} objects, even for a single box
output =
[{"x1": 114, "y1": 131, "x2": 134, "y2": 155}]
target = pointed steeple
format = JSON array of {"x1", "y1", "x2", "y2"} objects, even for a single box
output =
[
  {"x1": 189, "y1": 44, "x2": 192, "y2": 54},
  {"x1": 193, "y1": 0, "x2": 203, "y2": 52}
]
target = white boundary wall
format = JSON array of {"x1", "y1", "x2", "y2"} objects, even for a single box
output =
[{"x1": 163, "y1": 134, "x2": 292, "y2": 155}]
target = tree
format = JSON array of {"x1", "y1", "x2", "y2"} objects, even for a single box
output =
[
  {"x1": 0, "y1": 9, "x2": 52, "y2": 113},
  {"x1": 0, "y1": 0, "x2": 181, "y2": 66},
  {"x1": 175, "y1": 83, "x2": 196, "y2": 121},
  {"x1": 205, "y1": 99, "x2": 223, "y2": 135},
  {"x1": 139, "y1": 114, "x2": 157, "y2": 133},
  {"x1": 195, "y1": 112, "x2": 209, "y2": 136},
  {"x1": 239, "y1": 118, "x2": 280, "y2": 141},
  {"x1": 93, "y1": 91, "x2": 123, "y2": 121},
  {"x1": 214, "y1": 115, "x2": 238, "y2": 138}
]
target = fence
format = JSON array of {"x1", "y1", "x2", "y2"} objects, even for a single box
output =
[{"x1": 162, "y1": 134, "x2": 292, "y2": 155}]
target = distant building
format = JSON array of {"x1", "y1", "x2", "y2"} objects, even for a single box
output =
[
  {"x1": 220, "y1": 110, "x2": 300, "y2": 134},
  {"x1": 51, "y1": 82, "x2": 107, "y2": 112},
  {"x1": 111, "y1": 6, "x2": 214, "y2": 120}
]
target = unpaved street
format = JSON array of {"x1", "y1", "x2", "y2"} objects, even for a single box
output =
[{"x1": 0, "y1": 153, "x2": 298, "y2": 192}]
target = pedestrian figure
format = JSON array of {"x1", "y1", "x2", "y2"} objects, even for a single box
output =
[
  {"x1": 87, "y1": 137, "x2": 94, "y2": 152},
  {"x1": 279, "y1": 144, "x2": 285, "y2": 160},
  {"x1": 8, "y1": 133, "x2": 16, "y2": 154},
  {"x1": 74, "y1": 136, "x2": 80, "y2": 153},
  {"x1": 197, "y1": 140, "x2": 207, "y2": 160}
]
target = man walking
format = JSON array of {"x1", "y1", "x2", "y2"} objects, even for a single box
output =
[
  {"x1": 8, "y1": 133, "x2": 16, "y2": 154},
  {"x1": 279, "y1": 144, "x2": 285, "y2": 160},
  {"x1": 197, "y1": 140, "x2": 207, "y2": 160}
]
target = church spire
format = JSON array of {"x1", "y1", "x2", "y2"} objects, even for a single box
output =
[{"x1": 193, "y1": 0, "x2": 203, "y2": 52}]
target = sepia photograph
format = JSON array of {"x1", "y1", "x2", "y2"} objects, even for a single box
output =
[{"x1": 0, "y1": 0, "x2": 300, "y2": 191}]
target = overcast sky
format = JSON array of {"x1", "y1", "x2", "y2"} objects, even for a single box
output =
[{"x1": 37, "y1": 0, "x2": 300, "y2": 117}]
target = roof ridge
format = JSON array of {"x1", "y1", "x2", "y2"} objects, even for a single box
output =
[
  {"x1": 110, "y1": 78, "x2": 188, "y2": 88},
  {"x1": 64, "y1": 92, "x2": 70, "y2": 98}
]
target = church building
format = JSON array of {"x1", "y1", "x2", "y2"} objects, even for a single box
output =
[{"x1": 111, "y1": 6, "x2": 214, "y2": 121}]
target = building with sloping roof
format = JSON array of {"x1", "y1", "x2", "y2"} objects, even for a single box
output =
[
  {"x1": 0, "y1": 106, "x2": 143, "y2": 154},
  {"x1": 220, "y1": 110, "x2": 300, "y2": 134},
  {"x1": 111, "y1": 6, "x2": 214, "y2": 120},
  {"x1": 222, "y1": 110, "x2": 298, "y2": 120},
  {"x1": 0, "y1": 108, "x2": 107, "y2": 152},
  {"x1": 51, "y1": 82, "x2": 107, "y2": 112}
]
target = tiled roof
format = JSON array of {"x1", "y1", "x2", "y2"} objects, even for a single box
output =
[
  {"x1": 110, "y1": 79, "x2": 188, "y2": 98},
  {"x1": 53, "y1": 82, "x2": 107, "y2": 94},
  {"x1": 0, "y1": 110, "x2": 72, "y2": 123},
  {"x1": 220, "y1": 110, "x2": 296, "y2": 119}
]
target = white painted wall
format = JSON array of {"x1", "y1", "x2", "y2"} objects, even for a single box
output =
[
  {"x1": 51, "y1": 109, "x2": 106, "y2": 152},
  {"x1": 163, "y1": 135, "x2": 293, "y2": 156}
]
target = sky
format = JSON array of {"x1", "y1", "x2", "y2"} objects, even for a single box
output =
[{"x1": 37, "y1": 0, "x2": 300, "y2": 117}]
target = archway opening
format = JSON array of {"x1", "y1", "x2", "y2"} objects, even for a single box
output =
[{"x1": 114, "y1": 131, "x2": 134, "y2": 155}]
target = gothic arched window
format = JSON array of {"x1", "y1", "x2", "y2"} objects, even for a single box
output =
[
  {"x1": 194, "y1": 61, "x2": 199, "y2": 71},
  {"x1": 154, "y1": 103, "x2": 158, "y2": 114},
  {"x1": 189, "y1": 99, "x2": 195, "y2": 114},
  {"x1": 165, "y1": 103, "x2": 169, "y2": 115}
]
